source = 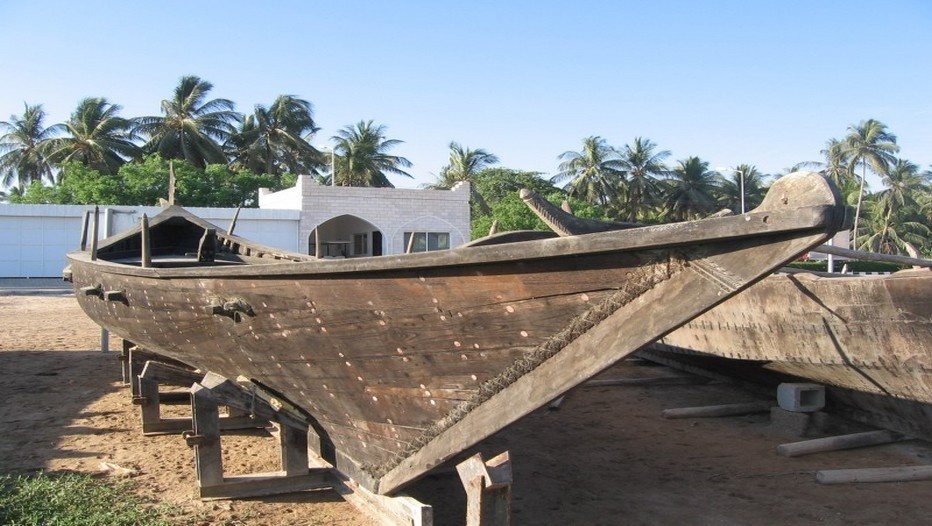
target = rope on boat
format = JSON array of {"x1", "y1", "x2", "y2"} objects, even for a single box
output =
[{"x1": 367, "y1": 250, "x2": 687, "y2": 479}]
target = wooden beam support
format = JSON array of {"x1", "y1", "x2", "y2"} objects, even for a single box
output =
[
  {"x1": 184, "y1": 374, "x2": 330, "y2": 500},
  {"x1": 584, "y1": 376, "x2": 709, "y2": 388},
  {"x1": 305, "y1": 438, "x2": 432, "y2": 525},
  {"x1": 816, "y1": 465, "x2": 932, "y2": 484},
  {"x1": 332, "y1": 471, "x2": 434, "y2": 526},
  {"x1": 188, "y1": 383, "x2": 223, "y2": 488},
  {"x1": 662, "y1": 401, "x2": 772, "y2": 419},
  {"x1": 198, "y1": 372, "x2": 309, "y2": 431},
  {"x1": 777, "y1": 430, "x2": 905, "y2": 457},
  {"x1": 119, "y1": 340, "x2": 133, "y2": 385},
  {"x1": 456, "y1": 451, "x2": 513, "y2": 526}
]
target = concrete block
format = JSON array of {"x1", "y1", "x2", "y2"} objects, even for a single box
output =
[
  {"x1": 770, "y1": 407, "x2": 812, "y2": 436},
  {"x1": 777, "y1": 382, "x2": 825, "y2": 412}
]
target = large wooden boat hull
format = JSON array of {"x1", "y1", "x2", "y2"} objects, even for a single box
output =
[
  {"x1": 655, "y1": 269, "x2": 932, "y2": 409},
  {"x1": 67, "y1": 172, "x2": 848, "y2": 494}
]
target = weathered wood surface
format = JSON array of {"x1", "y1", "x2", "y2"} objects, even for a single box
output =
[
  {"x1": 68, "y1": 172, "x2": 847, "y2": 494},
  {"x1": 816, "y1": 465, "x2": 932, "y2": 484},
  {"x1": 456, "y1": 452, "x2": 512, "y2": 526},
  {"x1": 658, "y1": 268, "x2": 932, "y2": 404}
]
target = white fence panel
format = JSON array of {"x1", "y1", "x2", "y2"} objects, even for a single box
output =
[{"x1": 0, "y1": 204, "x2": 300, "y2": 278}]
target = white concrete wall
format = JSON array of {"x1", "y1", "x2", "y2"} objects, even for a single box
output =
[
  {"x1": 260, "y1": 176, "x2": 471, "y2": 256},
  {"x1": 0, "y1": 204, "x2": 300, "y2": 278},
  {"x1": 0, "y1": 205, "x2": 87, "y2": 278}
]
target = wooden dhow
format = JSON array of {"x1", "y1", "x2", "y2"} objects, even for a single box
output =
[
  {"x1": 647, "y1": 264, "x2": 932, "y2": 438},
  {"x1": 654, "y1": 267, "x2": 932, "y2": 403},
  {"x1": 66, "y1": 171, "x2": 848, "y2": 494}
]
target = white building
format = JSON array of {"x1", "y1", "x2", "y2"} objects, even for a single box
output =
[{"x1": 258, "y1": 175, "x2": 471, "y2": 258}]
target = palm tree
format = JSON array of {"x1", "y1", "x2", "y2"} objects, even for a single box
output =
[
  {"x1": 858, "y1": 195, "x2": 930, "y2": 255},
  {"x1": 855, "y1": 158, "x2": 931, "y2": 252},
  {"x1": 235, "y1": 95, "x2": 320, "y2": 177},
  {"x1": 332, "y1": 120, "x2": 412, "y2": 187},
  {"x1": 0, "y1": 103, "x2": 59, "y2": 192},
  {"x1": 879, "y1": 159, "x2": 927, "y2": 212},
  {"x1": 715, "y1": 164, "x2": 767, "y2": 214},
  {"x1": 46, "y1": 97, "x2": 141, "y2": 175},
  {"x1": 919, "y1": 165, "x2": 932, "y2": 226},
  {"x1": 662, "y1": 157, "x2": 718, "y2": 222},
  {"x1": 426, "y1": 141, "x2": 499, "y2": 212},
  {"x1": 618, "y1": 137, "x2": 669, "y2": 222},
  {"x1": 431, "y1": 142, "x2": 499, "y2": 188},
  {"x1": 551, "y1": 136, "x2": 626, "y2": 206},
  {"x1": 843, "y1": 119, "x2": 899, "y2": 247},
  {"x1": 136, "y1": 75, "x2": 240, "y2": 169},
  {"x1": 820, "y1": 138, "x2": 852, "y2": 188}
]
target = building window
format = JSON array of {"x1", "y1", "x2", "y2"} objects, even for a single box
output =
[
  {"x1": 353, "y1": 233, "x2": 368, "y2": 256},
  {"x1": 403, "y1": 232, "x2": 450, "y2": 253}
]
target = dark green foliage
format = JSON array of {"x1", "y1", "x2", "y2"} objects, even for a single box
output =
[
  {"x1": 9, "y1": 156, "x2": 284, "y2": 207},
  {"x1": 469, "y1": 168, "x2": 612, "y2": 239},
  {"x1": 0, "y1": 472, "x2": 170, "y2": 526}
]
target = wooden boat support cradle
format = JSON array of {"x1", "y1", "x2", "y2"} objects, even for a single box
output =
[
  {"x1": 184, "y1": 372, "x2": 333, "y2": 500},
  {"x1": 67, "y1": 171, "x2": 850, "y2": 499},
  {"x1": 124, "y1": 348, "x2": 512, "y2": 525}
]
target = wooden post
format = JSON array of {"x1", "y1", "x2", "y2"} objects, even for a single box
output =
[
  {"x1": 280, "y1": 423, "x2": 309, "y2": 476},
  {"x1": 227, "y1": 206, "x2": 241, "y2": 236},
  {"x1": 188, "y1": 383, "x2": 224, "y2": 487},
  {"x1": 137, "y1": 375, "x2": 162, "y2": 432},
  {"x1": 140, "y1": 214, "x2": 151, "y2": 268},
  {"x1": 456, "y1": 451, "x2": 512, "y2": 526},
  {"x1": 777, "y1": 430, "x2": 904, "y2": 457},
  {"x1": 79, "y1": 209, "x2": 91, "y2": 250},
  {"x1": 127, "y1": 346, "x2": 146, "y2": 396},
  {"x1": 120, "y1": 340, "x2": 133, "y2": 384},
  {"x1": 90, "y1": 206, "x2": 99, "y2": 261}
]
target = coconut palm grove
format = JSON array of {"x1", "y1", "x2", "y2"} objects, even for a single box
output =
[{"x1": 1, "y1": 75, "x2": 929, "y2": 256}]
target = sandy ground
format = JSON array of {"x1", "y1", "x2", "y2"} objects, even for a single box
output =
[{"x1": 2, "y1": 293, "x2": 932, "y2": 525}]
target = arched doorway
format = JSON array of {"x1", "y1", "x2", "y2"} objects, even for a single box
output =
[{"x1": 308, "y1": 214, "x2": 383, "y2": 258}]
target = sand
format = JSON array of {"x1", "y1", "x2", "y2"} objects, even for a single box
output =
[{"x1": 1, "y1": 294, "x2": 930, "y2": 525}]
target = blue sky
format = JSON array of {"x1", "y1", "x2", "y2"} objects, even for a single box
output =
[{"x1": 1, "y1": 0, "x2": 929, "y2": 190}]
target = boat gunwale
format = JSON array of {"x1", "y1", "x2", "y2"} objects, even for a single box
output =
[{"x1": 67, "y1": 203, "x2": 840, "y2": 279}]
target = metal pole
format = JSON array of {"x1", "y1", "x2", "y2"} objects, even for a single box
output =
[
  {"x1": 330, "y1": 148, "x2": 336, "y2": 187},
  {"x1": 739, "y1": 170, "x2": 745, "y2": 214}
]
